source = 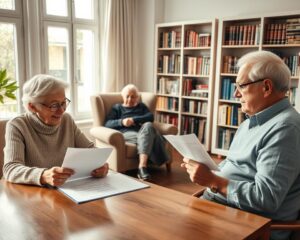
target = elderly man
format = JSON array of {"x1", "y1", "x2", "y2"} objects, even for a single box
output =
[{"x1": 181, "y1": 51, "x2": 300, "y2": 240}]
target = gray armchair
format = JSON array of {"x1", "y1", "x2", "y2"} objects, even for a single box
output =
[{"x1": 90, "y1": 92, "x2": 178, "y2": 172}]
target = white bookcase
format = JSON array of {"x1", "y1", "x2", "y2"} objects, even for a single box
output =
[
  {"x1": 211, "y1": 12, "x2": 300, "y2": 156},
  {"x1": 154, "y1": 20, "x2": 217, "y2": 151}
]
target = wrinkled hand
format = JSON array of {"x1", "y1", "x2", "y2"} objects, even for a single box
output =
[
  {"x1": 180, "y1": 158, "x2": 215, "y2": 186},
  {"x1": 40, "y1": 167, "x2": 74, "y2": 187},
  {"x1": 91, "y1": 163, "x2": 109, "y2": 178},
  {"x1": 122, "y1": 118, "x2": 135, "y2": 127}
]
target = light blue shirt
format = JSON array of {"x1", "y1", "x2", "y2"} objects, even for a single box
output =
[{"x1": 205, "y1": 98, "x2": 300, "y2": 239}]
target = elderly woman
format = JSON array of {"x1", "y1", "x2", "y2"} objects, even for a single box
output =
[
  {"x1": 104, "y1": 84, "x2": 169, "y2": 180},
  {"x1": 3, "y1": 74, "x2": 109, "y2": 187}
]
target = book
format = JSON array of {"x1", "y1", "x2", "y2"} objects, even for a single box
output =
[{"x1": 164, "y1": 134, "x2": 219, "y2": 171}]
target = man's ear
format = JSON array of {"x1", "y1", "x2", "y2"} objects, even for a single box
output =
[{"x1": 263, "y1": 79, "x2": 273, "y2": 97}]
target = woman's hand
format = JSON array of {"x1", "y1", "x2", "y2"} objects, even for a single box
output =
[
  {"x1": 40, "y1": 167, "x2": 74, "y2": 187},
  {"x1": 91, "y1": 163, "x2": 109, "y2": 178}
]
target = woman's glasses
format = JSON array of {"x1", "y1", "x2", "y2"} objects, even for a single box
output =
[{"x1": 39, "y1": 98, "x2": 71, "y2": 112}]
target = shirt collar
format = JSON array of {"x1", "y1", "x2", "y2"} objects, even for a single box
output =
[{"x1": 247, "y1": 98, "x2": 291, "y2": 128}]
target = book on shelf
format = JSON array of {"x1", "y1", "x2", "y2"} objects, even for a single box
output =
[
  {"x1": 225, "y1": 24, "x2": 260, "y2": 45},
  {"x1": 157, "y1": 77, "x2": 179, "y2": 95}
]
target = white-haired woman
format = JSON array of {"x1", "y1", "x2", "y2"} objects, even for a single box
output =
[
  {"x1": 105, "y1": 84, "x2": 169, "y2": 180},
  {"x1": 3, "y1": 74, "x2": 108, "y2": 186}
]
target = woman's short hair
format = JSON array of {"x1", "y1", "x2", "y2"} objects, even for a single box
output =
[
  {"x1": 22, "y1": 74, "x2": 69, "y2": 112},
  {"x1": 121, "y1": 84, "x2": 139, "y2": 97},
  {"x1": 237, "y1": 50, "x2": 291, "y2": 92}
]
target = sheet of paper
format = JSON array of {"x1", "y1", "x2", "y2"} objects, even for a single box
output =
[
  {"x1": 62, "y1": 147, "x2": 113, "y2": 181},
  {"x1": 58, "y1": 171, "x2": 149, "y2": 204},
  {"x1": 164, "y1": 134, "x2": 219, "y2": 171}
]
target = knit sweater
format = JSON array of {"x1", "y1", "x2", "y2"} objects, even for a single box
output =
[{"x1": 3, "y1": 112, "x2": 94, "y2": 186}]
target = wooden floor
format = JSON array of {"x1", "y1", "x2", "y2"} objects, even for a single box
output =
[{"x1": 126, "y1": 148, "x2": 224, "y2": 195}]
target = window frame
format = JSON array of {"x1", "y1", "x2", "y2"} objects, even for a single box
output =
[{"x1": 40, "y1": 0, "x2": 100, "y2": 120}]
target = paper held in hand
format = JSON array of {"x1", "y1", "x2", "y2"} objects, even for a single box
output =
[
  {"x1": 58, "y1": 147, "x2": 149, "y2": 204},
  {"x1": 164, "y1": 134, "x2": 219, "y2": 171}
]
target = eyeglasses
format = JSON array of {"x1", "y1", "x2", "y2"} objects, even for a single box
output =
[
  {"x1": 234, "y1": 78, "x2": 265, "y2": 91},
  {"x1": 39, "y1": 98, "x2": 71, "y2": 112}
]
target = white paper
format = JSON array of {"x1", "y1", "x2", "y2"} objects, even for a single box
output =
[
  {"x1": 62, "y1": 147, "x2": 113, "y2": 182},
  {"x1": 58, "y1": 171, "x2": 149, "y2": 204},
  {"x1": 164, "y1": 134, "x2": 219, "y2": 171}
]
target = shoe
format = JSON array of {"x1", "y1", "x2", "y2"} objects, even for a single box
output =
[{"x1": 137, "y1": 167, "x2": 151, "y2": 180}]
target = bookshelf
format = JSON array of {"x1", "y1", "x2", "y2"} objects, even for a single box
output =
[
  {"x1": 154, "y1": 20, "x2": 217, "y2": 151},
  {"x1": 211, "y1": 12, "x2": 300, "y2": 156}
]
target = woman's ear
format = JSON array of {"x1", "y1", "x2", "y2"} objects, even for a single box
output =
[{"x1": 28, "y1": 103, "x2": 37, "y2": 113}]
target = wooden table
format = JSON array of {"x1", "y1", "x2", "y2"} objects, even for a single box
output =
[{"x1": 0, "y1": 180, "x2": 270, "y2": 240}]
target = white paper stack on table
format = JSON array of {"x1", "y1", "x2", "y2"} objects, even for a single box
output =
[
  {"x1": 164, "y1": 134, "x2": 219, "y2": 171},
  {"x1": 58, "y1": 147, "x2": 149, "y2": 204}
]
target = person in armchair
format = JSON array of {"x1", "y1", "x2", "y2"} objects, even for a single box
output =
[{"x1": 104, "y1": 84, "x2": 169, "y2": 180}]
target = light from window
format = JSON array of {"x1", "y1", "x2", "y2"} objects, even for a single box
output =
[
  {"x1": 45, "y1": 0, "x2": 68, "y2": 17},
  {"x1": 0, "y1": 22, "x2": 18, "y2": 118},
  {"x1": 76, "y1": 29, "x2": 94, "y2": 113},
  {"x1": 74, "y1": 0, "x2": 93, "y2": 20},
  {"x1": 0, "y1": 0, "x2": 15, "y2": 10},
  {"x1": 47, "y1": 26, "x2": 69, "y2": 82}
]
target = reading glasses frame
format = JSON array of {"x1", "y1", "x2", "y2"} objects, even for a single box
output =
[
  {"x1": 234, "y1": 78, "x2": 265, "y2": 91},
  {"x1": 39, "y1": 98, "x2": 71, "y2": 112}
]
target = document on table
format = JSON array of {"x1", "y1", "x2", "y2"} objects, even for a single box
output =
[
  {"x1": 58, "y1": 171, "x2": 149, "y2": 204},
  {"x1": 164, "y1": 134, "x2": 219, "y2": 171},
  {"x1": 58, "y1": 147, "x2": 149, "y2": 203}
]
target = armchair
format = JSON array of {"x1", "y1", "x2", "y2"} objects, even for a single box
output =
[
  {"x1": 90, "y1": 92, "x2": 178, "y2": 172},
  {"x1": 0, "y1": 120, "x2": 7, "y2": 178}
]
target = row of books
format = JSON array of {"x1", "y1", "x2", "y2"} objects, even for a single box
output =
[
  {"x1": 185, "y1": 30, "x2": 211, "y2": 47},
  {"x1": 218, "y1": 128, "x2": 236, "y2": 150},
  {"x1": 157, "y1": 54, "x2": 181, "y2": 74},
  {"x1": 264, "y1": 23, "x2": 287, "y2": 45},
  {"x1": 182, "y1": 99, "x2": 208, "y2": 115},
  {"x1": 221, "y1": 78, "x2": 237, "y2": 100},
  {"x1": 156, "y1": 96, "x2": 179, "y2": 111},
  {"x1": 155, "y1": 113, "x2": 178, "y2": 126},
  {"x1": 182, "y1": 79, "x2": 209, "y2": 97},
  {"x1": 224, "y1": 24, "x2": 260, "y2": 45},
  {"x1": 181, "y1": 116, "x2": 207, "y2": 144},
  {"x1": 286, "y1": 18, "x2": 300, "y2": 44},
  {"x1": 159, "y1": 31, "x2": 181, "y2": 48},
  {"x1": 282, "y1": 55, "x2": 300, "y2": 77},
  {"x1": 183, "y1": 56, "x2": 210, "y2": 75},
  {"x1": 157, "y1": 77, "x2": 179, "y2": 95},
  {"x1": 218, "y1": 104, "x2": 245, "y2": 126},
  {"x1": 222, "y1": 55, "x2": 239, "y2": 74}
]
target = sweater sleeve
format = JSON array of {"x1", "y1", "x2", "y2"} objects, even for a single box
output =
[
  {"x1": 104, "y1": 104, "x2": 123, "y2": 129},
  {"x1": 3, "y1": 121, "x2": 46, "y2": 186},
  {"x1": 132, "y1": 103, "x2": 154, "y2": 125}
]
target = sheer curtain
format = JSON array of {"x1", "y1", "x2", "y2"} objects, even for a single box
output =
[{"x1": 100, "y1": 0, "x2": 138, "y2": 92}]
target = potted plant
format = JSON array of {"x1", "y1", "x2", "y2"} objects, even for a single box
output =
[{"x1": 0, "y1": 68, "x2": 18, "y2": 104}]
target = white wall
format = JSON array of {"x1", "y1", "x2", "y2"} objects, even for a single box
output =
[{"x1": 136, "y1": 0, "x2": 300, "y2": 91}]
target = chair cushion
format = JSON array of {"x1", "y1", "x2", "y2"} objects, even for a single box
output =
[{"x1": 125, "y1": 142, "x2": 138, "y2": 158}]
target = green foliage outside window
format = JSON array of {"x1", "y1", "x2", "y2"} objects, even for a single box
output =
[{"x1": 0, "y1": 68, "x2": 18, "y2": 104}]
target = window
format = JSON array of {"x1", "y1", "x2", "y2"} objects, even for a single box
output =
[
  {"x1": 0, "y1": 0, "x2": 25, "y2": 119},
  {"x1": 42, "y1": 0, "x2": 99, "y2": 119}
]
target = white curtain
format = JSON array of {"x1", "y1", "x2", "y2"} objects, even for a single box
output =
[{"x1": 100, "y1": 0, "x2": 138, "y2": 92}]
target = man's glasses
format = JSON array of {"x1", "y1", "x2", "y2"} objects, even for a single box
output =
[
  {"x1": 234, "y1": 78, "x2": 265, "y2": 91},
  {"x1": 39, "y1": 98, "x2": 71, "y2": 112}
]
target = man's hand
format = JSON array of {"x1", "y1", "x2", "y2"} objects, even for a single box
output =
[
  {"x1": 40, "y1": 167, "x2": 74, "y2": 187},
  {"x1": 122, "y1": 118, "x2": 135, "y2": 127},
  {"x1": 181, "y1": 158, "x2": 228, "y2": 196},
  {"x1": 91, "y1": 163, "x2": 109, "y2": 178}
]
